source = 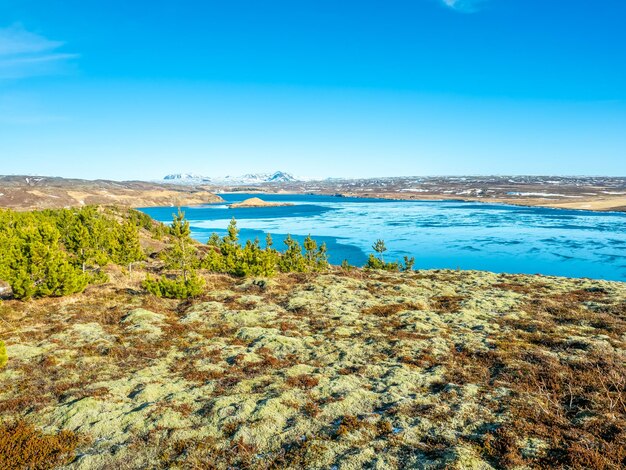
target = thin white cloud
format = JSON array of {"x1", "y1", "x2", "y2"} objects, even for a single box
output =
[
  {"x1": 0, "y1": 24, "x2": 78, "y2": 79},
  {"x1": 440, "y1": 0, "x2": 488, "y2": 13},
  {"x1": 0, "y1": 24, "x2": 63, "y2": 55}
]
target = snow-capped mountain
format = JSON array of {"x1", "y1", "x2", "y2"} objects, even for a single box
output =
[
  {"x1": 163, "y1": 173, "x2": 205, "y2": 183},
  {"x1": 162, "y1": 171, "x2": 299, "y2": 185}
]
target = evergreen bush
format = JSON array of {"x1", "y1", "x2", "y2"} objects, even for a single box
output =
[
  {"x1": 0, "y1": 206, "x2": 150, "y2": 299},
  {"x1": 142, "y1": 273, "x2": 205, "y2": 299}
]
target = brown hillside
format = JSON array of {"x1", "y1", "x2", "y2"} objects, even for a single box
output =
[{"x1": 0, "y1": 175, "x2": 223, "y2": 210}]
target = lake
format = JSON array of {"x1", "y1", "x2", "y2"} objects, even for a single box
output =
[{"x1": 139, "y1": 193, "x2": 626, "y2": 281}]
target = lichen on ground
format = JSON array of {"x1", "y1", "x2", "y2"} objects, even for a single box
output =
[{"x1": 0, "y1": 269, "x2": 624, "y2": 469}]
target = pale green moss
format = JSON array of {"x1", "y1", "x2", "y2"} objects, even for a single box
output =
[{"x1": 121, "y1": 308, "x2": 165, "y2": 338}]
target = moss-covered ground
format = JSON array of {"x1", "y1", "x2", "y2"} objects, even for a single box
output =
[{"x1": 1, "y1": 269, "x2": 625, "y2": 469}]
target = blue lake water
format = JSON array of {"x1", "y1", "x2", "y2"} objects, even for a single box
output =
[{"x1": 139, "y1": 193, "x2": 626, "y2": 282}]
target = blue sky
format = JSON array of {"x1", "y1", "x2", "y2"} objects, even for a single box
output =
[{"x1": 1, "y1": 0, "x2": 625, "y2": 180}]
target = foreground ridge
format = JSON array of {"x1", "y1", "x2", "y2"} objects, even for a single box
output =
[{"x1": 1, "y1": 268, "x2": 624, "y2": 468}]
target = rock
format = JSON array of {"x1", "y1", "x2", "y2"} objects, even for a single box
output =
[
  {"x1": 0, "y1": 280, "x2": 12, "y2": 299},
  {"x1": 229, "y1": 197, "x2": 293, "y2": 208}
]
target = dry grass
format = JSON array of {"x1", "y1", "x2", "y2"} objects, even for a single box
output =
[
  {"x1": 440, "y1": 287, "x2": 626, "y2": 469},
  {"x1": 0, "y1": 420, "x2": 82, "y2": 470},
  {"x1": 430, "y1": 295, "x2": 465, "y2": 313},
  {"x1": 285, "y1": 374, "x2": 320, "y2": 390},
  {"x1": 363, "y1": 302, "x2": 424, "y2": 317}
]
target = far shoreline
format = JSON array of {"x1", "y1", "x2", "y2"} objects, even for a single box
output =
[{"x1": 209, "y1": 190, "x2": 626, "y2": 214}]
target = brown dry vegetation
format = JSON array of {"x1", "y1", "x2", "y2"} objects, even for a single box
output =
[
  {"x1": 0, "y1": 420, "x2": 82, "y2": 470},
  {"x1": 0, "y1": 269, "x2": 625, "y2": 469},
  {"x1": 0, "y1": 175, "x2": 223, "y2": 210}
]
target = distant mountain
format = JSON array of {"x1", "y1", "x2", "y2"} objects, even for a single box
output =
[
  {"x1": 163, "y1": 173, "x2": 203, "y2": 181},
  {"x1": 162, "y1": 171, "x2": 299, "y2": 185},
  {"x1": 163, "y1": 174, "x2": 209, "y2": 184}
]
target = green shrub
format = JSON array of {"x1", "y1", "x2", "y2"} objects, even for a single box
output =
[
  {"x1": 1, "y1": 221, "x2": 89, "y2": 299},
  {"x1": 164, "y1": 210, "x2": 198, "y2": 278},
  {"x1": 278, "y1": 235, "x2": 307, "y2": 273},
  {"x1": 127, "y1": 208, "x2": 168, "y2": 239},
  {"x1": 142, "y1": 273, "x2": 205, "y2": 299},
  {"x1": 402, "y1": 256, "x2": 416, "y2": 272},
  {"x1": 372, "y1": 239, "x2": 387, "y2": 262},
  {"x1": 365, "y1": 254, "x2": 400, "y2": 271},
  {"x1": 200, "y1": 220, "x2": 328, "y2": 277},
  {"x1": 0, "y1": 341, "x2": 7, "y2": 368},
  {"x1": 365, "y1": 239, "x2": 414, "y2": 272},
  {"x1": 0, "y1": 206, "x2": 150, "y2": 299}
]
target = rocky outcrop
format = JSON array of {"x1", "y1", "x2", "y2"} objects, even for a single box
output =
[{"x1": 229, "y1": 197, "x2": 293, "y2": 208}]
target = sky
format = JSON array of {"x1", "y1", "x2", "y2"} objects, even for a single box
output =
[{"x1": 0, "y1": 0, "x2": 625, "y2": 180}]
